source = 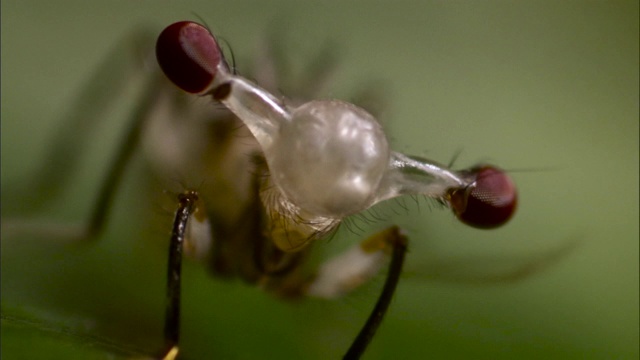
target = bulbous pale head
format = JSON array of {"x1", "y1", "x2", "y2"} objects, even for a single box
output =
[{"x1": 268, "y1": 100, "x2": 390, "y2": 218}]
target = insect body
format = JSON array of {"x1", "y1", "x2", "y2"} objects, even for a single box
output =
[
  {"x1": 153, "y1": 21, "x2": 517, "y2": 359},
  {"x1": 1, "y1": 20, "x2": 520, "y2": 360}
]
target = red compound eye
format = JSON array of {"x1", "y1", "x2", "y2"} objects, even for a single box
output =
[
  {"x1": 448, "y1": 166, "x2": 517, "y2": 229},
  {"x1": 156, "y1": 21, "x2": 223, "y2": 94}
]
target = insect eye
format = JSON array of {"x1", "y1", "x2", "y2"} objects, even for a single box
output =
[
  {"x1": 448, "y1": 166, "x2": 517, "y2": 229},
  {"x1": 156, "y1": 21, "x2": 223, "y2": 94}
]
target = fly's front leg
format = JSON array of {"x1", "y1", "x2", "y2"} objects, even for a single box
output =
[
  {"x1": 306, "y1": 227, "x2": 409, "y2": 360},
  {"x1": 84, "y1": 73, "x2": 168, "y2": 240},
  {"x1": 2, "y1": 29, "x2": 166, "y2": 243},
  {"x1": 160, "y1": 190, "x2": 211, "y2": 360},
  {"x1": 5, "y1": 29, "x2": 154, "y2": 213}
]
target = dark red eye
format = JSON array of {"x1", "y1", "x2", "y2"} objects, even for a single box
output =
[
  {"x1": 156, "y1": 21, "x2": 223, "y2": 94},
  {"x1": 447, "y1": 166, "x2": 517, "y2": 229}
]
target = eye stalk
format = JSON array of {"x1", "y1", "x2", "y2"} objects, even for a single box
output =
[{"x1": 447, "y1": 166, "x2": 517, "y2": 229}]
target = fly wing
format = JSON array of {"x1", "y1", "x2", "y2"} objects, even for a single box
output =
[{"x1": 405, "y1": 239, "x2": 579, "y2": 284}]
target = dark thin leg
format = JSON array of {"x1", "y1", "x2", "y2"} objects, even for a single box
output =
[
  {"x1": 1, "y1": 72, "x2": 165, "y2": 242},
  {"x1": 162, "y1": 191, "x2": 199, "y2": 358},
  {"x1": 85, "y1": 73, "x2": 164, "y2": 239},
  {"x1": 3, "y1": 30, "x2": 155, "y2": 215},
  {"x1": 343, "y1": 228, "x2": 409, "y2": 360}
]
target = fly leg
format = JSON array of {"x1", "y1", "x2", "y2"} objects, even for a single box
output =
[
  {"x1": 84, "y1": 72, "x2": 167, "y2": 240},
  {"x1": 305, "y1": 227, "x2": 409, "y2": 360},
  {"x1": 343, "y1": 228, "x2": 408, "y2": 360},
  {"x1": 157, "y1": 159, "x2": 306, "y2": 359},
  {"x1": 2, "y1": 30, "x2": 166, "y2": 243},
  {"x1": 4, "y1": 29, "x2": 154, "y2": 213},
  {"x1": 159, "y1": 190, "x2": 204, "y2": 360}
]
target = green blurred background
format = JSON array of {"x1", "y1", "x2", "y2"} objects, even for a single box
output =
[{"x1": 2, "y1": 1, "x2": 638, "y2": 359}]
